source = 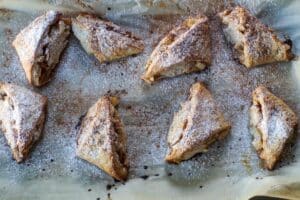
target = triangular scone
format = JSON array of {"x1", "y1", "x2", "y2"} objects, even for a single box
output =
[
  {"x1": 12, "y1": 11, "x2": 71, "y2": 87},
  {"x1": 0, "y1": 83, "x2": 47, "y2": 162},
  {"x1": 250, "y1": 86, "x2": 297, "y2": 170},
  {"x1": 72, "y1": 14, "x2": 144, "y2": 63},
  {"x1": 218, "y1": 6, "x2": 293, "y2": 68},
  {"x1": 76, "y1": 96, "x2": 129, "y2": 181},
  {"x1": 165, "y1": 83, "x2": 231, "y2": 163},
  {"x1": 141, "y1": 15, "x2": 211, "y2": 84}
]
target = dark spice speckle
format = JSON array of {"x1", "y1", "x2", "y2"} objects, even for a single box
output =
[
  {"x1": 106, "y1": 184, "x2": 115, "y2": 191},
  {"x1": 140, "y1": 175, "x2": 149, "y2": 180}
]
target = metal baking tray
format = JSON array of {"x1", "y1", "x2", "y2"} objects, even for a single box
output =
[{"x1": 0, "y1": 0, "x2": 300, "y2": 199}]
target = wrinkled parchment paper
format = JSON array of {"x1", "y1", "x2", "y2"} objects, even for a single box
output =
[{"x1": 0, "y1": 0, "x2": 300, "y2": 199}]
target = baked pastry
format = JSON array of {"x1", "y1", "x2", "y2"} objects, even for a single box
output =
[
  {"x1": 12, "y1": 11, "x2": 71, "y2": 87},
  {"x1": 250, "y1": 86, "x2": 297, "y2": 170},
  {"x1": 0, "y1": 83, "x2": 47, "y2": 162},
  {"x1": 165, "y1": 82, "x2": 231, "y2": 163},
  {"x1": 142, "y1": 15, "x2": 211, "y2": 84},
  {"x1": 218, "y1": 6, "x2": 293, "y2": 68},
  {"x1": 76, "y1": 96, "x2": 129, "y2": 181},
  {"x1": 72, "y1": 14, "x2": 144, "y2": 63}
]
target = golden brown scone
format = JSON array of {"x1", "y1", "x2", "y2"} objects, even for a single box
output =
[
  {"x1": 0, "y1": 83, "x2": 47, "y2": 162},
  {"x1": 72, "y1": 14, "x2": 144, "y2": 63},
  {"x1": 76, "y1": 96, "x2": 129, "y2": 181},
  {"x1": 12, "y1": 11, "x2": 71, "y2": 87},
  {"x1": 165, "y1": 83, "x2": 231, "y2": 163},
  {"x1": 218, "y1": 6, "x2": 293, "y2": 68},
  {"x1": 142, "y1": 15, "x2": 211, "y2": 84},
  {"x1": 250, "y1": 86, "x2": 297, "y2": 170}
]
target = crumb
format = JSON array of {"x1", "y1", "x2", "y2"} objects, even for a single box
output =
[
  {"x1": 75, "y1": 113, "x2": 86, "y2": 130},
  {"x1": 140, "y1": 175, "x2": 149, "y2": 180},
  {"x1": 143, "y1": 165, "x2": 148, "y2": 170},
  {"x1": 240, "y1": 105, "x2": 245, "y2": 111},
  {"x1": 114, "y1": 179, "x2": 120, "y2": 183},
  {"x1": 88, "y1": 188, "x2": 92, "y2": 192},
  {"x1": 167, "y1": 172, "x2": 173, "y2": 177},
  {"x1": 107, "y1": 7, "x2": 111, "y2": 11},
  {"x1": 106, "y1": 184, "x2": 115, "y2": 191},
  {"x1": 199, "y1": 185, "x2": 203, "y2": 189},
  {"x1": 126, "y1": 105, "x2": 132, "y2": 110}
]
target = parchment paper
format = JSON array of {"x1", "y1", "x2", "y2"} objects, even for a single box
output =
[{"x1": 0, "y1": 0, "x2": 300, "y2": 199}]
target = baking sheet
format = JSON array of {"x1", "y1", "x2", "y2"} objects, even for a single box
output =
[{"x1": 0, "y1": 0, "x2": 300, "y2": 199}]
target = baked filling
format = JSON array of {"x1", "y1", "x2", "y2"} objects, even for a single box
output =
[
  {"x1": 33, "y1": 20, "x2": 70, "y2": 86},
  {"x1": 111, "y1": 107, "x2": 128, "y2": 172}
]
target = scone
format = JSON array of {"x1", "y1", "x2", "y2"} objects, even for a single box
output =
[
  {"x1": 165, "y1": 83, "x2": 231, "y2": 163},
  {"x1": 250, "y1": 86, "x2": 297, "y2": 170},
  {"x1": 76, "y1": 96, "x2": 129, "y2": 181},
  {"x1": 142, "y1": 15, "x2": 211, "y2": 84},
  {"x1": 218, "y1": 6, "x2": 293, "y2": 68},
  {"x1": 72, "y1": 14, "x2": 144, "y2": 63},
  {"x1": 0, "y1": 83, "x2": 47, "y2": 162},
  {"x1": 12, "y1": 11, "x2": 71, "y2": 87}
]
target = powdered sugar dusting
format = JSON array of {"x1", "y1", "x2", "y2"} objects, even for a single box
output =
[{"x1": 0, "y1": 1, "x2": 300, "y2": 198}]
